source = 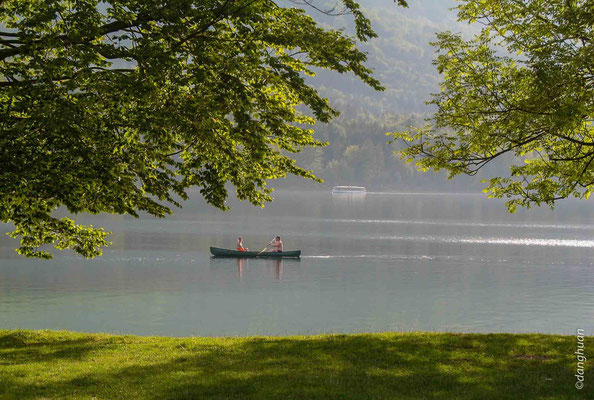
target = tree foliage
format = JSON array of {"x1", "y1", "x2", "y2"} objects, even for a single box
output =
[
  {"x1": 0, "y1": 0, "x2": 404, "y2": 258},
  {"x1": 394, "y1": 0, "x2": 594, "y2": 211}
]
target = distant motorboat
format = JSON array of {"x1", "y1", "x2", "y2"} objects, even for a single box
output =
[{"x1": 332, "y1": 185, "x2": 366, "y2": 195}]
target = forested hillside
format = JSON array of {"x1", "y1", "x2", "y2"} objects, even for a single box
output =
[
  {"x1": 283, "y1": 0, "x2": 490, "y2": 191},
  {"x1": 286, "y1": 111, "x2": 509, "y2": 191}
]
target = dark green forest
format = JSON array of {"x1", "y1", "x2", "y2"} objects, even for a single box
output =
[
  {"x1": 286, "y1": 111, "x2": 512, "y2": 191},
  {"x1": 282, "y1": 0, "x2": 491, "y2": 190}
]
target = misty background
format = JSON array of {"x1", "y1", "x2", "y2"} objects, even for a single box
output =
[{"x1": 279, "y1": 0, "x2": 504, "y2": 191}]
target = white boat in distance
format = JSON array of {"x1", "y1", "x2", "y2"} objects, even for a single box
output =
[{"x1": 332, "y1": 185, "x2": 367, "y2": 194}]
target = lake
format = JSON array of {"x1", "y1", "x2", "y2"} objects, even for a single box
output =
[{"x1": 1, "y1": 190, "x2": 593, "y2": 336}]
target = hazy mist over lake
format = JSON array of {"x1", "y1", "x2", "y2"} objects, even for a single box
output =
[{"x1": 2, "y1": 191, "x2": 592, "y2": 336}]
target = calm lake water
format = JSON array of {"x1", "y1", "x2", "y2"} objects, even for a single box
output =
[{"x1": 1, "y1": 190, "x2": 593, "y2": 336}]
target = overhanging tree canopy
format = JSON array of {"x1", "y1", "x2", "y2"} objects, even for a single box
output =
[
  {"x1": 0, "y1": 0, "x2": 406, "y2": 259},
  {"x1": 394, "y1": 0, "x2": 594, "y2": 212}
]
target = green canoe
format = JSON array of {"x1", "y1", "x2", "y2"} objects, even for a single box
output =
[{"x1": 210, "y1": 247, "x2": 301, "y2": 258}]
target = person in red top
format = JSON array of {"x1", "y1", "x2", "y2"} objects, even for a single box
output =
[{"x1": 237, "y1": 237, "x2": 249, "y2": 251}]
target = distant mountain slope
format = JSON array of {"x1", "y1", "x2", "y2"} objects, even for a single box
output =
[
  {"x1": 308, "y1": 0, "x2": 470, "y2": 114},
  {"x1": 278, "y1": 1, "x2": 499, "y2": 191}
]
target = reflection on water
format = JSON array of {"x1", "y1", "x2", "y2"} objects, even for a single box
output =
[
  {"x1": 233, "y1": 258, "x2": 286, "y2": 281},
  {"x1": 0, "y1": 190, "x2": 593, "y2": 336},
  {"x1": 237, "y1": 258, "x2": 244, "y2": 280}
]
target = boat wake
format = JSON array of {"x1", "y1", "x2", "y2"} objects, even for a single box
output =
[
  {"x1": 369, "y1": 235, "x2": 594, "y2": 248},
  {"x1": 303, "y1": 254, "x2": 441, "y2": 260},
  {"x1": 301, "y1": 254, "x2": 588, "y2": 265}
]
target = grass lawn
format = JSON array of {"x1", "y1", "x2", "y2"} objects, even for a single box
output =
[{"x1": 0, "y1": 330, "x2": 591, "y2": 399}]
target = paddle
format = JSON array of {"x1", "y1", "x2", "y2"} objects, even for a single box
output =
[{"x1": 258, "y1": 238, "x2": 275, "y2": 255}]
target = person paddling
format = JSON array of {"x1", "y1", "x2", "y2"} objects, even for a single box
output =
[
  {"x1": 237, "y1": 237, "x2": 249, "y2": 252},
  {"x1": 266, "y1": 236, "x2": 283, "y2": 252}
]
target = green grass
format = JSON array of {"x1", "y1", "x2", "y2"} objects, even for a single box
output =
[{"x1": 0, "y1": 330, "x2": 591, "y2": 399}]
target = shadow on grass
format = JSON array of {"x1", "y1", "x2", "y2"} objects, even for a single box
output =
[
  {"x1": 0, "y1": 331, "x2": 108, "y2": 364},
  {"x1": 0, "y1": 331, "x2": 590, "y2": 400}
]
